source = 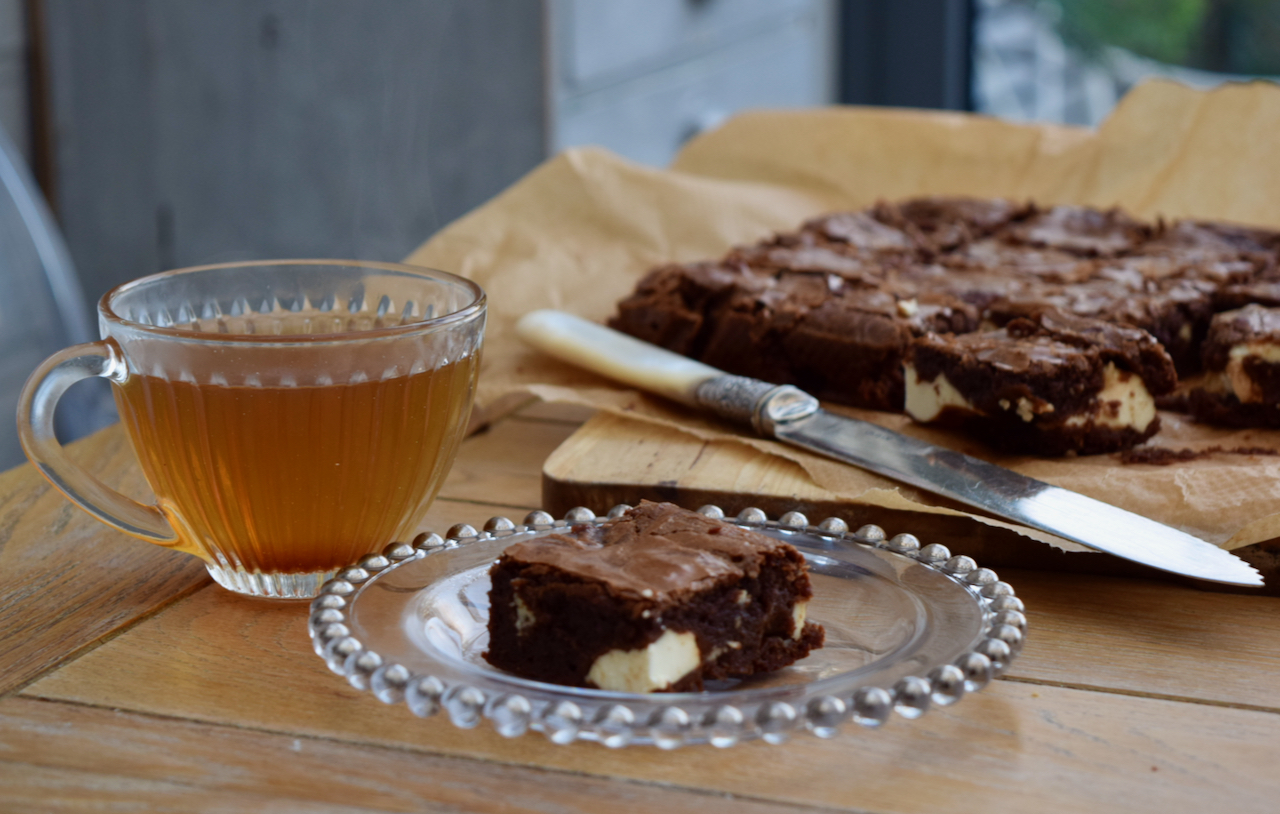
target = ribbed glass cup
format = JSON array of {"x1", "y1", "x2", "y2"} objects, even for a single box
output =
[{"x1": 18, "y1": 260, "x2": 485, "y2": 598}]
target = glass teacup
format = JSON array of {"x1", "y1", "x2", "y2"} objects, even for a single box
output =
[{"x1": 18, "y1": 260, "x2": 485, "y2": 599}]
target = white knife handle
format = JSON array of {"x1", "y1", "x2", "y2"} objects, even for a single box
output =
[{"x1": 515, "y1": 310, "x2": 724, "y2": 405}]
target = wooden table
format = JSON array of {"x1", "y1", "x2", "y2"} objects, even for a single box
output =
[{"x1": 2, "y1": 402, "x2": 1278, "y2": 813}]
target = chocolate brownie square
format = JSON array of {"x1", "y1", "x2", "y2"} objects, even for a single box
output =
[
  {"x1": 610, "y1": 257, "x2": 978, "y2": 411},
  {"x1": 484, "y1": 502, "x2": 824, "y2": 693},
  {"x1": 1189, "y1": 304, "x2": 1280, "y2": 427},
  {"x1": 905, "y1": 308, "x2": 1177, "y2": 455}
]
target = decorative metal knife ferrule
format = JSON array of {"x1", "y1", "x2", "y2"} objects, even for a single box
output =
[{"x1": 693, "y1": 376, "x2": 819, "y2": 435}]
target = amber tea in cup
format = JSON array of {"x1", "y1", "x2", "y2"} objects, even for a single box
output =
[{"x1": 18, "y1": 260, "x2": 485, "y2": 598}]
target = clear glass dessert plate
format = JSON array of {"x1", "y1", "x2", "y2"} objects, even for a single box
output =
[{"x1": 308, "y1": 505, "x2": 1027, "y2": 748}]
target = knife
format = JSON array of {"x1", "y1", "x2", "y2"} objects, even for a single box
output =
[{"x1": 516, "y1": 309, "x2": 1263, "y2": 587}]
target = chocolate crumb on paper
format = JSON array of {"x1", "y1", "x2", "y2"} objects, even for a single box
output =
[{"x1": 1120, "y1": 445, "x2": 1280, "y2": 465}]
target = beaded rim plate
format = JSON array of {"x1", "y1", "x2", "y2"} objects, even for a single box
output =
[{"x1": 308, "y1": 505, "x2": 1027, "y2": 748}]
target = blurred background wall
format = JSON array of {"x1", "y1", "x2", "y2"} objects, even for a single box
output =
[
  {"x1": 4, "y1": 0, "x2": 841, "y2": 317},
  {"x1": 6, "y1": 1, "x2": 1279, "y2": 311},
  {"x1": 1, "y1": 0, "x2": 1277, "y2": 469}
]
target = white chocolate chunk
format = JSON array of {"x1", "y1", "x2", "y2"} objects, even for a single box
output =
[
  {"x1": 1000, "y1": 396, "x2": 1054, "y2": 422},
  {"x1": 793, "y1": 602, "x2": 808, "y2": 639},
  {"x1": 586, "y1": 629, "x2": 700, "y2": 693},
  {"x1": 1063, "y1": 363, "x2": 1156, "y2": 431},
  {"x1": 907, "y1": 362, "x2": 1154, "y2": 432},
  {"x1": 1224, "y1": 342, "x2": 1280, "y2": 404},
  {"x1": 514, "y1": 595, "x2": 535, "y2": 634},
  {"x1": 903, "y1": 365, "x2": 975, "y2": 422},
  {"x1": 705, "y1": 640, "x2": 745, "y2": 662}
]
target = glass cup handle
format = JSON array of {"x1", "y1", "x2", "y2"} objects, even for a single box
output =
[{"x1": 17, "y1": 340, "x2": 177, "y2": 544}]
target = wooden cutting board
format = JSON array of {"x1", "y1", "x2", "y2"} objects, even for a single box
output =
[{"x1": 541, "y1": 410, "x2": 1280, "y2": 590}]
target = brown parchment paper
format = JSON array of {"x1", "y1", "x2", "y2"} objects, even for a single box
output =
[{"x1": 404, "y1": 79, "x2": 1280, "y2": 555}]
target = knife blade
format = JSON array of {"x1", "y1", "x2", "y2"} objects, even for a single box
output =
[{"x1": 516, "y1": 309, "x2": 1263, "y2": 586}]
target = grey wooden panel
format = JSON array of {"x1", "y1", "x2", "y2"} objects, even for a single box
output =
[
  {"x1": 42, "y1": 0, "x2": 547, "y2": 313},
  {"x1": 1, "y1": 122, "x2": 115, "y2": 471},
  {"x1": 0, "y1": 0, "x2": 27, "y2": 161},
  {"x1": 0, "y1": 174, "x2": 72, "y2": 470},
  {"x1": 42, "y1": 1, "x2": 159, "y2": 314}
]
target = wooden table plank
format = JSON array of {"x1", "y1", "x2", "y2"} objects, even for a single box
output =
[
  {"x1": 0, "y1": 405, "x2": 583, "y2": 698},
  {"x1": 0, "y1": 426, "x2": 209, "y2": 695},
  {"x1": 438, "y1": 414, "x2": 583, "y2": 510},
  {"x1": 7, "y1": 401, "x2": 1279, "y2": 813},
  {"x1": 1002, "y1": 569, "x2": 1280, "y2": 709},
  {"x1": 0, "y1": 697, "x2": 819, "y2": 814},
  {"x1": 18, "y1": 573, "x2": 1280, "y2": 814}
]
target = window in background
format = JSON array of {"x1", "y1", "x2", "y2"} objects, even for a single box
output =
[
  {"x1": 837, "y1": 0, "x2": 974, "y2": 111},
  {"x1": 973, "y1": 0, "x2": 1280, "y2": 126},
  {"x1": 548, "y1": 0, "x2": 838, "y2": 168}
]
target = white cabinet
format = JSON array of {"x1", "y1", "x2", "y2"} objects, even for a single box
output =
[{"x1": 548, "y1": 0, "x2": 836, "y2": 166}]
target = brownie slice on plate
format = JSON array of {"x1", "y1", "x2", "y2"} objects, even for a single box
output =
[{"x1": 484, "y1": 501, "x2": 824, "y2": 693}]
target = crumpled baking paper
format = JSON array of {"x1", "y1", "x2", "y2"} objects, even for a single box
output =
[{"x1": 405, "y1": 79, "x2": 1280, "y2": 554}]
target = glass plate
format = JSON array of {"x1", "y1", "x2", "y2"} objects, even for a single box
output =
[{"x1": 308, "y1": 505, "x2": 1027, "y2": 748}]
